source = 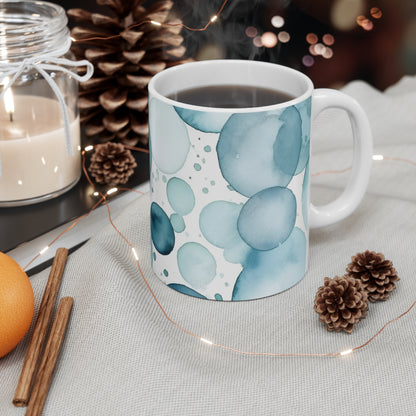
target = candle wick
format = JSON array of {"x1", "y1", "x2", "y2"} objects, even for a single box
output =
[{"x1": 9, "y1": 112, "x2": 13, "y2": 122}]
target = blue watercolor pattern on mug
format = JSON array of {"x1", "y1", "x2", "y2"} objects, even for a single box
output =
[{"x1": 149, "y1": 96, "x2": 311, "y2": 300}]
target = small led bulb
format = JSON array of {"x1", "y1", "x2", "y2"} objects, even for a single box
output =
[{"x1": 200, "y1": 337, "x2": 213, "y2": 346}]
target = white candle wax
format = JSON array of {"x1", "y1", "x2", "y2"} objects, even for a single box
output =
[{"x1": 0, "y1": 95, "x2": 81, "y2": 203}]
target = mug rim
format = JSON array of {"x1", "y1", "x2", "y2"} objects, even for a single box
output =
[{"x1": 148, "y1": 59, "x2": 314, "y2": 113}]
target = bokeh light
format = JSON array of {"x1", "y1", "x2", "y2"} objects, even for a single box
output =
[
  {"x1": 356, "y1": 16, "x2": 374, "y2": 31},
  {"x1": 271, "y1": 15, "x2": 285, "y2": 28},
  {"x1": 278, "y1": 31, "x2": 290, "y2": 43},
  {"x1": 309, "y1": 44, "x2": 318, "y2": 56},
  {"x1": 370, "y1": 7, "x2": 382, "y2": 19},
  {"x1": 322, "y1": 47, "x2": 334, "y2": 59},
  {"x1": 245, "y1": 26, "x2": 258, "y2": 38},
  {"x1": 306, "y1": 33, "x2": 318, "y2": 45},
  {"x1": 331, "y1": 0, "x2": 365, "y2": 31},
  {"x1": 253, "y1": 36, "x2": 263, "y2": 47},
  {"x1": 356, "y1": 15, "x2": 374, "y2": 30},
  {"x1": 261, "y1": 32, "x2": 278, "y2": 48},
  {"x1": 362, "y1": 20, "x2": 374, "y2": 31},
  {"x1": 314, "y1": 43, "x2": 326, "y2": 55},
  {"x1": 308, "y1": 39, "x2": 334, "y2": 59},
  {"x1": 322, "y1": 34, "x2": 335, "y2": 46},
  {"x1": 302, "y1": 55, "x2": 314, "y2": 67},
  {"x1": 356, "y1": 15, "x2": 366, "y2": 26}
]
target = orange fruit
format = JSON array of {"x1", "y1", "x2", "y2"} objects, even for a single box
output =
[{"x1": 0, "y1": 252, "x2": 34, "y2": 358}]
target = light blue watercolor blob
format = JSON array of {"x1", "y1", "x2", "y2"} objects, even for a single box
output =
[
  {"x1": 200, "y1": 201, "x2": 251, "y2": 264},
  {"x1": 237, "y1": 186, "x2": 296, "y2": 251},
  {"x1": 215, "y1": 293, "x2": 223, "y2": 301},
  {"x1": 174, "y1": 107, "x2": 231, "y2": 133},
  {"x1": 210, "y1": 180, "x2": 215, "y2": 186},
  {"x1": 162, "y1": 175, "x2": 167, "y2": 183},
  {"x1": 149, "y1": 98, "x2": 190, "y2": 174},
  {"x1": 166, "y1": 177, "x2": 195, "y2": 215},
  {"x1": 273, "y1": 106, "x2": 302, "y2": 177},
  {"x1": 217, "y1": 112, "x2": 298, "y2": 197},
  {"x1": 170, "y1": 213, "x2": 186, "y2": 233},
  {"x1": 296, "y1": 139, "x2": 310, "y2": 175},
  {"x1": 204, "y1": 145, "x2": 211, "y2": 152},
  {"x1": 194, "y1": 163, "x2": 201, "y2": 171},
  {"x1": 295, "y1": 97, "x2": 311, "y2": 174},
  {"x1": 177, "y1": 242, "x2": 216, "y2": 289},
  {"x1": 232, "y1": 227, "x2": 307, "y2": 301},
  {"x1": 202, "y1": 187, "x2": 209, "y2": 194},
  {"x1": 150, "y1": 202, "x2": 175, "y2": 255},
  {"x1": 163, "y1": 269, "x2": 169, "y2": 277},
  {"x1": 302, "y1": 162, "x2": 309, "y2": 229},
  {"x1": 168, "y1": 283, "x2": 207, "y2": 299}
]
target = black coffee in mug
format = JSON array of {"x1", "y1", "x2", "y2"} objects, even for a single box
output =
[{"x1": 167, "y1": 85, "x2": 295, "y2": 108}]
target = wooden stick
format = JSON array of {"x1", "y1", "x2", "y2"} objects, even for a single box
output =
[
  {"x1": 13, "y1": 248, "x2": 69, "y2": 407},
  {"x1": 25, "y1": 297, "x2": 74, "y2": 416}
]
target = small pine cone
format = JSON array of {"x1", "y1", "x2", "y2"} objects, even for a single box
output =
[
  {"x1": 346, "y1": 250, "x2": 399, "y2": 302},
  {"x1": 314, "y1": 276, "x2": 368, "y2": 334},
  {"x1": 88, "y1": 142, "x2": 137, "y2": 186}
]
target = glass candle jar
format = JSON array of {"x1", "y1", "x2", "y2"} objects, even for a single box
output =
[{"x1": 0, "y1": 1, "x2": 92, "y2": 206}]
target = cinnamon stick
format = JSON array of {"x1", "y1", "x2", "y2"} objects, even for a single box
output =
[
  {"x1": 25, "y1": 297, "x2": 74, "y2": 416},
  {"x1": 13, "y1": 248, "x2": 69, "y2": 407}
]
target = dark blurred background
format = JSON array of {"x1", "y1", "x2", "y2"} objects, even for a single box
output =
[{"x1": 62, "y1": 0, "x2": 415, "y2": 90}]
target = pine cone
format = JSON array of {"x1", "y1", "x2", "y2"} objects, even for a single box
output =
[
  {"x1": 346, "y1": 250, "x2": 399, "y2": 302},
  {"x1": 314, "y1": 276, "x2": 368, "y2": 334},
  {"x1": 68, "y1": 0, "x2": 192, "y2": 147},
  {"x1": 88, "y1": 142, "x2": 137, "y2": 186}
]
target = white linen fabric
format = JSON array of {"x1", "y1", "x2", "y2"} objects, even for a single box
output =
[{"x1": 1, "y1": 77, "x2": 415, "y2": 415}]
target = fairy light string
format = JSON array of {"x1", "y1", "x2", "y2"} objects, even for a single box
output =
[
  {"x1": 82, "y1": 150, "x2": 348, "y2": 357},
  {"x1": 17, "y1": 145, "x2": 416, "y2": 359},
  {"x1": 23, "y1": 194, "x2": 106, "y2": 271},
  {"x1": 312, "y1": 154, "x2": 416, "y2": 177},
  {"x1": 71, "y1": 0, "x2": 230, "y2": 43}
]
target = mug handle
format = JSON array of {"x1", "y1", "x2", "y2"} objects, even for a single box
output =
[{"x1": 309, "y1": 88, "x2": 373, "y2": 229}]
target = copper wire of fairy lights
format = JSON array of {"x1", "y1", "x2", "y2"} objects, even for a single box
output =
[
  {"x1": 71, "y1": 0, "x2": 230, "y2": 43},
  {"x1": 123, "y1": 144, "x2": 149, "y2": 154},
  {"x1": 22, "y1": 195, "x2": 106, "y2": 271},
  {"x1": 312, "y1": 154, "x2": 416, "y2": 177},
  {"x1": 18, "y1": 146, "x2": 416, "y2": 358}
]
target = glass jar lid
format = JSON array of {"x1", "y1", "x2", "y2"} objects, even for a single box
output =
[{"x1": 0, "y1": 1, "x2": 70, "y2": 62}]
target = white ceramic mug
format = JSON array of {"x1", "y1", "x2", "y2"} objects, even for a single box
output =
[{"x1": 148, "y1": 60, "x2": 372, "y2": 301}]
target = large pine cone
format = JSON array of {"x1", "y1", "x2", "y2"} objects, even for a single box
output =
[
  {"x1": 346, "y1": 250, "x2": 399, "y2": 302},
  {"x1": 68, "y1": 0, "x2": 191, "y2": 147},
  {"x1": 314, "y1": 276, "x2": 368, "y2": 334}
]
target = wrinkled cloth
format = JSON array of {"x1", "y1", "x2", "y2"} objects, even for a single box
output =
[{"x1": 1, "y1": 77, "x2": 416, "y2": 415}]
